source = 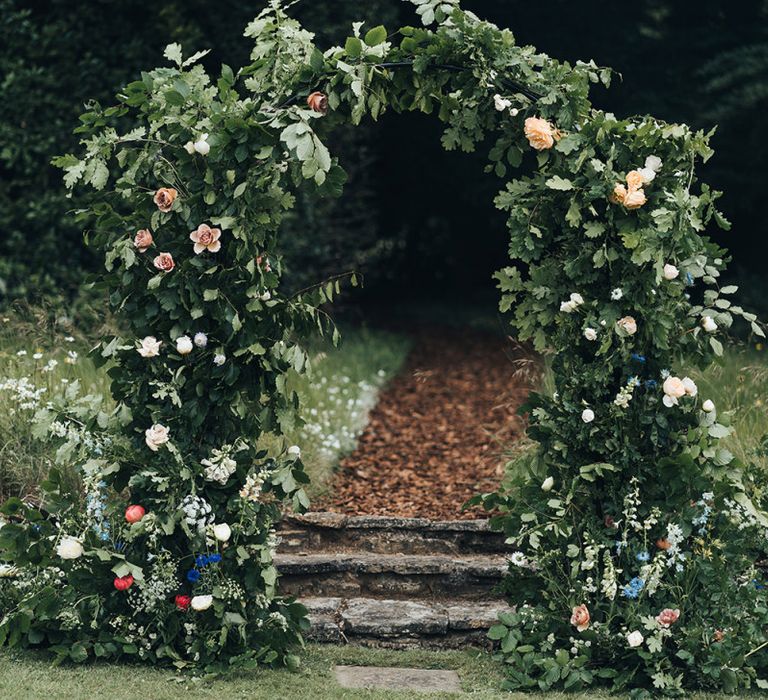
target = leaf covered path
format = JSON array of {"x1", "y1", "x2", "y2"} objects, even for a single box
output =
[{"x1": 314, "y1": 326, "x2": 531, "y2": 519}]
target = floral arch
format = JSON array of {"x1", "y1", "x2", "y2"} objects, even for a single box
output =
[{"x1": 2, "y1": 0, "x2": 768, "y2": 693}]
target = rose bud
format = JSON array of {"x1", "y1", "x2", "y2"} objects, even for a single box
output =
[
  {"x1": 114, "y1": 574, "x2": 134, "y2": 591},
  {"x1": 134, "y1": 229, "x2": 153, "y2": 253},
  {"x1": 125, "y1": 505, "x2": 146, "y2": 524},
  {"x1": 307, "y1": 91, "x2": 328, "y2": 115},
  {"x1": 175, "y1": 594, "x2": 192, "y2": 612}
]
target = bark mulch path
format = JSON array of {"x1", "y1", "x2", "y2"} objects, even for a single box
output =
[{"x1": 314, "y1": 326, "x2": 533, "y2": 520}]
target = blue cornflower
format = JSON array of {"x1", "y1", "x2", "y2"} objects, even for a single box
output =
[
  {"x1": 114, "y1": 540, "x2": 126, "y2": 552},
  {"x1": 621, "y1": 577, "x2": 645, "y2": 599},
  {"x1": 186, "y1": 569, "x2": 201, "y2": 583},
  {"x1": 208, "y1": 553, "x2": 222, "y2": 564},
  {"x1": 631, "y1": 353, "x2": 646, "y2": 364},
  {"x1": 645, "y1": 379, "x2": 658, "y2": 389},
  {"x1": 195, "y1": 554, "x2": 209, "y2": 568},
  {"x1": 636, "y1": 551, "x2": 650, "y2": 563},
  {"x1": 754, "y1": 579, "x2": 765, "y2": 591}
]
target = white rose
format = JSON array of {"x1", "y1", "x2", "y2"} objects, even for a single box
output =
[
  {"x1": 213, "y1": 523, "x2": 232, "y2": 542},
  {"x1": 287, "y1": 445, "x2": 301, "y2": 458},
  {"x1": 560, "y1": 300, "x2": 577, "y2": 313},
  {"x1": 194, "y1": 332, "x2": 208, "y2": 348},
  {"x1": 137, "y1": 336, "x2": 162, "y2": 358},
  {"x1": 702, "y1": 316, "x2": 718, "y2": 333},
  {"x1": 184, "y1": 141, "x2": 196, "y2": 155},
  {"x1": 581, "y1": 408, "x2": 595, "y2": 423},
  {"x1": 645, "y1": 155, "x2": 662, "y2": 172},
  {"x1": 541, "y1": 476, "x2": 554, "y2": 492},
  {"x1": 681, "y1": 377, "x2": 698, "y2": 397},
  {"x1": 193, "y1": 134, "x2": 210, "y2": 155},
  {"x1": 627, "y1": 630, "x2": 644, "y2": 648},
  {"x1": 191, "y1": 595, "x2": 213, "y2": 611},
  {"x1": 583, "y1": 328, "x2": 597, "y2": 341},
  {"x1": 663, "y1": 264, "x2": 679, "y2": 280},
  {"x1": 570, "y1": 293, "x2": 584, "y2": 306},
  {"x1": 145, "y1": 423, "x2": 170, "y2": 451},
  {"x1": 493, "y1": 94, "x2": 512, "y2": 112},
  {"x1": 638, "y1": 167, "x2": 656, "y2": 183},
  {"x1": 56, "y1": 536, "x2": 84, "y2": 560},
  {"x1": 213, "y1": 353, "x2": 226, "y2": 366},
  {"x1": 702, "y1": 399, "x2": 715, "y2": 413},
  {"x1": 176, "y1": 335, "x2": 193, "y2": 355}
]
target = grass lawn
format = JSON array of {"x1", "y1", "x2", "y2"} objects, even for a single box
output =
[{"x1": 0, "y1": 644, "x2": 749, "y2": 699}]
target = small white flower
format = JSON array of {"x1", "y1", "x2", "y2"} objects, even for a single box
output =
[
  {"x1": 493, "y1": 94, "x2": 512, "y2": 112},
  {"x1": 260, "y1": 291, "x2": 271, "y2": 302},
  {"x1": 610, "y1": 288, "x2": 623, "y2": 300},
  {"x1": 702, "y1": 316, "x2": 718, "y2": 333},
  {"x1": 191, "y1": 595, "x2": 213, "y2": 611},
  {"x1": 509, "y1": 108, "x2": 519, "y2": 117},
  {"x1": 193, "y1": 332, "x2": 208, "y2": 348},
  {"x1": 16, "y1": 350, "x2": 27, "y2": 356},
  {"x1": 702, "y1": 399, "x2": 715, "y2": 413},
  {"x1": 213, "y1": 353, "x2": 226, "y2": 366},
  {"x1": 184, "y1": 141, "x2": 196, "y2": 155},
  {"x1": 33, "y1": 352, "x2": 43, "y2": 360},
  {"x1": 581, "y1": 408, "x2": 595, "y2": 423},
  {"x1": 176, "y1": 335, "x2": 194, "y2": 355},
  {"x1": 681, "y1": 377, "x2": 698, "y2": 397},
  {"x1": 213, "y1": 523, "x2": 232, "y2": 542},
  {"x1": 663, "y1": 264, "x2": 679, "y2": 280},
  {"x1": 193, "y1": 134, "x2": 210, "y2": 155},
  {"x1": 510, "y1": 551, "x2": 529, "y2": 567},
  {"x1": 541, "y1": 476, "x2": 554, "y2": 492},
  {"x1": 145, "y1": 423, "x2": 170, "y2": 451},
  {"x1": 645, "y1": 155, "x2": 662, "y2": 172},
  {"x1": 583, "y1": 328, "x2": 597, "y2": 341},
  {"x1": 287, "y1": 445, "x2": 301, "y2": 458},
  {"x1": 627, "y1": 630, "x2": 644, "y2": 648},
  {"x1": 64, "y1": 336, "x2": 75, "y2": 343},
  {"x1": 137, "y1": 336, "x2": 162, "y2": 358},
  {"x1": 56, "y1": 536, "x2": 84, "y2": 560}
]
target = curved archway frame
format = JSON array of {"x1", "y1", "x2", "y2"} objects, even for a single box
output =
[{"x1": 1, "y1": 0, "x2": 765, "y2": 691}]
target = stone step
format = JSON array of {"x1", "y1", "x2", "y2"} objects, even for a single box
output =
[
  {"x1": 275, "y1": 552, "x2": 508, "y2": 601},
  {"x1": 277, "y1": 512, "x2": 507, "y2": 555},
  {"x1": 301, "y1": 596, "x2": 509, "y2": 649}
]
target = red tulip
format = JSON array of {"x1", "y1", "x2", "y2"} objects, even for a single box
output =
[
  {"x1": 114, "y1": 574, "x2": 134, "y2": 591},
  {"x1": 125, "y1": 505, "x2": 146, "y2": 523},
  {"x1": 175, "y1": 594, "x2": 191, "y2": 612}
]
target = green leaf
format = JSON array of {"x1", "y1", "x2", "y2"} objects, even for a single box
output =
[
  {"x1": 345, "y1": 37, "x2": 363, "y2": 58},
  {"x1": 364, "y1": 25, "x2": 388, "y2": 46},
  {"x1": 545, "y1": 176, "x2": 573, "y2": 191}
]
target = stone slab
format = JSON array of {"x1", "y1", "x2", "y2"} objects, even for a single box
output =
[
  {"x1": 342, "y1": 598, "x2": 448, "y2": 635},
  {"x1": 334, "y1": 665, "x2": 461, "y2": 693}
]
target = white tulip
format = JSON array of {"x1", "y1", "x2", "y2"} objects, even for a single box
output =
[
  {"x1": 541, "y1": 476, "x2": 554, "y2": 492},
  {"x1": 193, "y1": 332, "x2": 208, "y2": 348},
  {"x1": 581, "y1": 408, "x2": 595, "y2": 423},
  {"x1": 627, "y1": 630, "x2": 644, "y2": 648},
  {"x1": 583, "y1": 328, "x2": 597, "y2": 341},
  {"x1": 193, "y1": 134, "x2": 210, "y2": 155},
  {"x1": 191, "y1": 595, "x2": 213, "y2": 611},
  {"x1": 56, "y1": 536, "x2": 84, "y2": 560},
  {"x1": 213, "y1": 523, "x2": 231, "y2": 542},
  {"x1": 663, "y1": 264, "x2": 679, "y2": 280},
  {"x1": 176, "y1": 335, "x2": 193, "y2": 355},
  {"x1": 137, "y1": 336, "x2": 162, "y2": 358},
  {"x1": 702, "y1": 399, "x2": 715, "y2": 413},
  {"x1": 702, "y1": 316, "x2": 718, "y2": 333}
]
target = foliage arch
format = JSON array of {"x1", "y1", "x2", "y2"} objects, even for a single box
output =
[{"x1": 2, "y1": 0, "x2": 767, "y2": 692}]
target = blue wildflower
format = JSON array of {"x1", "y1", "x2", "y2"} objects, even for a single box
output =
[
  {"x1": 114, "y1": 540, "x2": 126, "y2": 552},
  {"x1": 195, "y1": 554, "x2": 209, "y2": 568},
  {"x1": 636, "y1": 551, "x2": 650, "y2": 563},
  {"x1": 631, "y1": 353, "x2": 646, "y2": 364},
  {"x1": 754, "y1": 579, "x2": 765, "y2": 591},
  {"x1": 621, "y1": 577, "x2": 645, "y2": 599},
  {"x1": 208, "y1": 553, "x2": 222, "y2": 564},
  {"x1": 645, "y1": 379, "x2": 658, "y2": 389},
  {"x1": 186, "y1": 569, "x2": 201, "y2": 583}
]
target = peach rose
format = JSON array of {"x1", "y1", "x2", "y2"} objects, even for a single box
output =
[
  {"x1": 307, "y1": 91, "x2": 328, "y2": 115},
  {"x1": 153, "y1": 252, "x2": 175, "y2": 272},
  {"x1": 570, "y1": 604, "x2": 590, "y2": 632},
  {"x1": 656, "y1": 608, "x2": 680, "y2": 628},
  {"x1": 524, "y1": 116, "x2": 557, "y2": 151},
  {"x1": 610, "y1": 184, "x2": 628, "y2": 205},
  {"x1": 616, "y1": 316, "x2": 637, "y2": 336},
  {"x1": 189, "y1": 224, "x2": 222, "y2": 255},
  {"x1": 134, "y1": 229, "x2": 153, "y2": 253},
  {"x1": 626, "y1": 170, "x2": 645, "y2": 192},
  {"x1": 623, "y1": 188, "x2": 647, "y2": 210},
  {"x1": 153, "y1": 187, "x2": 178, "y2": 213}
]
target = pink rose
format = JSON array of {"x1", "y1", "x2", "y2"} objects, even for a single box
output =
[
  {"x1": 153, "y1": 252, "x2": 175, "y2": 272},
  {"x1": 570, "y1": 604, "x2": 590, "y2": 632},
  {"x1": 134, "y1": 229, "x2": 153, "y2": 253},
  {"x1": 189, "y1": 224, "x2": 222, "y2": 255},
  {"x1": 256, "y1": 254, "x2": 271, "y2": 272},
  {"x1": 153, "y1": 187, "x2": 178, "y2": 213},
  {"x1": 656, "y1": 608, "x2": 680, "y2": 628}
]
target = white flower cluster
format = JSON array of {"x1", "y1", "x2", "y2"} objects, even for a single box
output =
[
  {"x1": 239, "y1": 467, "x2": 270, "y2": 502},
  {"x1": 202, "y1": 445, "x2": 238, "y2": 484},
  {"x1": 179, "y1": 495, "x2": 214, "y2": 531},
  {"x1": 614, "y1": 376, "x2": 641, "y2": 409},
  {"x1": 560, "y1": 292, "x2": 584, "y2": 314}
]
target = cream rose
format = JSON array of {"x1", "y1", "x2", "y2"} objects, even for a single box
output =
[
  {"x1": 681, "y1": 377, "x2": 698, "y2": 397},
  {"x1": 583, "y1": 327, "x2": 597, "y2": 341},
  {"x1": 616, "y1": 316, "x2": 637, "y2": 336},
  {"x1": 193, "y1": 134, "x2": 210, "y2": 155},
  {"x1": 663, "y1": 263, "x2": 679, "y2": 280},
  {"x1": 176, "y1": 335, "x2": 193, "y2": 355},
  {"x1": 191, "y1": 595, "x2": 213, "y2": 611},
  {"x1": 145, "y1": 423, "x2": 170, "y2": 451},
  {"x1": 627, "y1": 630, "x2": 644, "y2": 648},
  {"x1": 570, "y1": 604, "x2": 590, "y2": 632},
  {"x1": 153, "y1": 187, "x2": 178, "y2": 212},
  {"x1": 153, "y1": 252, "x2": 175, "y2": 272},
  {"x1": 524, "y1": 116, "x2": 557, "y2": 151},
  {"x1": 213, "y1": 523, "x2": 231, "y2": 542},
  {"x1": 702, "y1": 316, "x2": 718, "y2": 333},
  {"x1": 645, "y1": 155, "x2": 662, "y2": 172},
  {"x1": 190, "y1": 224, "x2": 222, "y2": 255},
  {"x1": 134, "y1": 229, "x2": 153, "y2": 253},
  {"x1": 137, "y1": 336, "x2": 162, "y2": 358},
  {"x1": 541, "y1": 476, "x2": 554, "y2": 491},
  {"x1": 662, "y1": 376, "x2": 686, "y2": 407},
  {"x1": 287, "y1": 445, "x2": 301, "y2": 458},
  {"x1": 581, "y1": 408, "x2": 595, "y2": 423},
  {"x1": 623, "y1": 188, "x2": 647, "y2": 210},
  {"x1": 702, "y1": 399, "x2": 715, "y2": 413},
  {"x1": 56, "y1": 536, "x2": 84, "y2": 560}
]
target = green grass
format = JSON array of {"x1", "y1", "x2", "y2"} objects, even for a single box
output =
[{"x1": 0, "y1": 645, "x2": 751, "y2": 699}]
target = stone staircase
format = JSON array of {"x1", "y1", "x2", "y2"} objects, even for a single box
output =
[{"x1": 275, "y1": 512, "x2": 511, "y2": 649}]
